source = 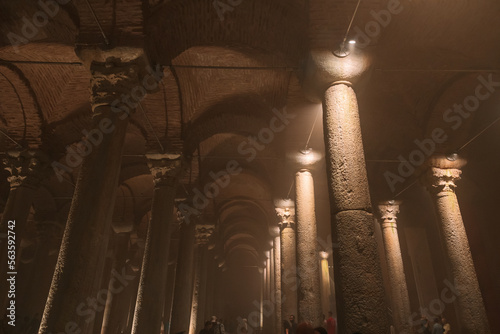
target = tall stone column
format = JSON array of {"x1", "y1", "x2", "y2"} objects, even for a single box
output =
[
  {"x1": 0, "y1": 151, "x2": 45, "y2": 306},
  {"x1": 272, "y1": 230, "x2": 282, "y2": 334},
  {"x1": 38, "y1": 53, "x2": 151, "y2": 334},
  {"x1": 17, "y1": 219, "x2": 63, "y2": 321},
  {"x1": 295, "y1": 169, "x2": 322, "y2": 326},
  {"x1": 377, "y1": 201, "x2": 411, "y2": 334},
  {"x1": 131, "y1": 154, "x2": 183, "y2": 334},
  {"x1": 276, "y1": 206, "x2": 298, "y2": 323},
  {"x1": 424, "y1": 157, "x2": 490, "y2": 334},
  {"x1": 190, "y1": 225, "x2": 215, "y2": 334},
  {"x1": 322, "y1": 82, "x2": 388, "y2": 333},
  {"x1": 100, "y1": 232, "x2": 131, "y2": 334},
  {"x1": 170, "y1": 217, "x2": 197, "y2": 334},
  {"x1": 319, "y1": 252, "x2": 332, "y2": 318}
]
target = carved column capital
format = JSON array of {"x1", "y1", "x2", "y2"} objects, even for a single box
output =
[
  {"x1": 195, "y1": 225, "x2": 215, "y2": 245},
  {"x1": 275, "y1": 207, "x2": 295, "y2": 229},
  {"x1": 3, "y1": 150, "x2": 47, "y2": 189},
  {"x1": 425, "y1": 167, "x2": 462, "y2": 194},
  {"x1": 377, "y1": 201, "x2": 401, "y2": 229},
  {"x1": 77, "y1": 49, "x2": 161, "y2": 115},
  {"x1": 146, "y1": 153, "x2": 183, "y2": 187}
]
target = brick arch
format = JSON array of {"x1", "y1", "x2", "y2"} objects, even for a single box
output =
[
  {"x1": 424, "y1": 73, "x2": 500, "y2": 154},
  {"x1": 183, "y1": 100, "x2": 273, "y2": 156},
  {"x1": 0, "y1": 64, "x2": 43, "y2": 149}
]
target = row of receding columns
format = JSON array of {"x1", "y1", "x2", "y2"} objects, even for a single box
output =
[{"x1": 0, "y1": 46, "x2": 491, "y2": 334}]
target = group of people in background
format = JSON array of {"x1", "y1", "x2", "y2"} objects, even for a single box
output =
[
  {"x1": 283, "y1": 311, "x2": 336, "y2": 334},
  {"x1": 420, "y1": 316, "x2": 451, "y2": 334},
  {"x1": 199, "y1": 316, "x2": 227, "y2": 334}
]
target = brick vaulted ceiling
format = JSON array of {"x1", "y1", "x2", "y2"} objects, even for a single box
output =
[{"x1": 1, "y1": 0, "x2": 500, "y2": 330}]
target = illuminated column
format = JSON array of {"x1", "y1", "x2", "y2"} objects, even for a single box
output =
[
  {"x1": 319, "y1": 252, "x2": 332, "y2": 318},
  {"x1": 39, "y1": 54, "x2": 150, "y2": 334},
  {"x1": 276, "y1": 205, "x2": 298, "y2": 322},
  {"x1": 322, "y1": 81, "x2": 388, "y2": 333},
  {"x1": 295, "y1": 169, "x2": 322, "y2": 326},
  {"x1": 170, "y1": 217, "x2": 197, "y2": 334},
  {"x1": 190, "y1": 225, "x2": 215, "y2": 334},
  {"x1": 259, "y1": 266, "x2": 265, "y2": 331},
  {"x1": 377, "y1": 201, "x2": 411, "y2": 334},
  {"x1": 0, "y1": 151, "x2": 45, "y2": 306},
  {"x1": 272, "y1": 229, "x2": 282, "y2": 334},
  {"x1": 302, "y1": 48, "x2": 389, "y2": 333},
  {"x1": 131, "y1": 154, "x2": 183, "y2": 334},
  {"x1": 425, "y1": 156, "x2": 490, "y2": 333}
]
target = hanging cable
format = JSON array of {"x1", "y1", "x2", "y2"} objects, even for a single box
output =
[
  {"x1": 340, "y1": 0, "x2": 362, "y2": 51},
  {"x1": 304, "y1": 111, "x2": 320, "y2": 151},
  {"x1": 457, "y1": 116, "x2": 500, "y2": 152},
  {"x1": 0, "y1": 129, "x2": 23, "y2": 149},
  {"x1": 138, "y1": 101, "x2": 165, "y2": 153},
  {"x1": 84, "y1": 0, "x2": 110, "y2": 45}
]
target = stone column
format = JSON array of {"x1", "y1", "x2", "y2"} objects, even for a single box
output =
[
  {"x1": 131, "y1": 154, "x2": 183, "y2": 334},
  {"x1": 319, "y1": 252, "x2": 332, "y2": 318},
  {"x1": 303, "y1": 49, "x2": 389, "y2": 333},
  {"x1": 190, "y1": 225, "x2": 215, "y2": 334},
  {"x1": 17, "y1": 219, "x2": 63, "y2": 321},
  {"x1": 272, "y1": 230, "x2": 282, "y2": 334},
  {"x1": 0, "y1": 151, "x2": 45, "y2": 306},
  {"x1": 322, "y1": 82, "x2": 389, "y2": 333},
  {"x1": 276, "y1": 206, "x2": 298, "y2": 323},
  {"x1": 100, "y1": 232, "x2": 131, "y2": 334},
  {"x1": 295, "y1": 170, "x2": 322, "y2": 326},
  {"x1": 377, "y1": 201, "x2": 411, "y2": 334},
  {"x1": 170, "y1": 217, "x2": 197, "y2": 334},
  {"x1": 38, "y1": 53, "x2": 150, "y2": 334},
  {"x1": 425, "y1": 157, "x2": 490, "y2": 333}
]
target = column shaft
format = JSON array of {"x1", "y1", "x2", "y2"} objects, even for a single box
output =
[
  {"x1": 427, "y1": 166, "x2": 490, "y2": 334},
  {"x1": 273, "y1": 235, "x2": 282, "y2": 334},
  {"x1": 101, "y1": 232, "x2": 130, "y2": 334},
  {"x1": 323, "y1": 83, "x2": 389, "y2": 333},
  {"x1": 320, "y1": 257, "x2": 332, "y2": 318},
  {"x1": 378, "y1": 202, "x2": 411, "y2": 334},
  {"x1": 0, "y1": 152, "x2": 43, "y2": 307},
  {"x1": 170, "y1": 222, "x2": 197, "y2": 334},
  {"x1": 39, "y1": 109, "x2": 128, "y2": 334},
  {"x1": 295, "y1": 170, "x2": 322, "y2": 326},
  {"x1": 280, "y1": 223, "x2": 297, "y2": 322},
  {"x1": 131, "y1": 155, "x2": 181, "y2": 334}
]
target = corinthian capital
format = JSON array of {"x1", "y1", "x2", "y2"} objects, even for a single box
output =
[
  {"x1": 377, "y1": 200, "x2": 401, "y2": 228},
  {"x1": 146, "y1": 153, "x2": 184, "y2": 187},
  {"x1": 275, "y1": 206, "x2": 295, "y2": 229},
  {"x1": 77, "y1": 48, "x2": 161, "y2": 111},
  {"x1": 3, "y1": 151, "x2": 47, "y2": 189},
  {"x1": 425, "y1": 167, "x2": 462, "y2": 194},
  {"x1": 195, "y1": 225, "x2": 215, "y2": 245}
]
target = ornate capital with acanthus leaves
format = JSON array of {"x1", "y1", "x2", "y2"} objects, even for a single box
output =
[
  {"x1": 195, "y1": 225, "x2": 215, "y2": 245},
  {"x1": 3, "y1": 150, "x2": 48, "y2": 189},
  {"x1": 377, "y1": 200, "x2": 401, "y2": 229},
  {"x1": 146, "y1": 153, "x2": 184, "y2": 187},
  {"x1": 425, "y1": 167, "x2": 462, "y2": 194},
  {"x1": 275, "y1": 206, "x2": 295, "y2": 229}
]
